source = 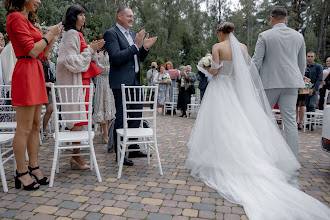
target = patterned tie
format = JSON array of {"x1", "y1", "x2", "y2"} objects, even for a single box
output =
[{"x1": 125, "y1": 31, "x2": 139, "y2": 73}]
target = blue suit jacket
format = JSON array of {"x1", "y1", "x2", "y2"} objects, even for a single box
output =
[{"x1": 104, "y1": 25, "x2": 149, "y2": 89}]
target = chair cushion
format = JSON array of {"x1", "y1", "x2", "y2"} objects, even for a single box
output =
[
  {"x1": 0, "y1": 133, "x2": 15, "y2": 144},
  {"x1": 0, "y1": 122, "x2": 17, "y2": 129},
  {"x1": 116, "y1": 128, "x2": 153, "y2": 137},
  {"x1": 54, "y1": 131, "x2": 95, "y2": 142}
]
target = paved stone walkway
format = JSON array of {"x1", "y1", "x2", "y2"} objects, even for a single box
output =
[{"x1": 0, "y1": 113, "x2": 329, "y2": 220}]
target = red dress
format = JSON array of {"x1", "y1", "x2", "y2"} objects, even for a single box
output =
[
  {"x1": 74, "y1": 33, "x2": 102, "y2": 126},
  {"x1": 6, "y1": 12, "x2": 48, "y2": 106}
]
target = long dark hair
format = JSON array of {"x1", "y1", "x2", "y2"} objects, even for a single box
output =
[
  {"x1": 4, "y1": 0, "x2": 40, "y2": 27},
  {"x1": 63, "y1": 4, "x2": 86, "y2": 34}
]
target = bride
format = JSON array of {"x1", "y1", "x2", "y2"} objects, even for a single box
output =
[{"x1": 186, "y1": 22, "x2": 330, "y2": 220}]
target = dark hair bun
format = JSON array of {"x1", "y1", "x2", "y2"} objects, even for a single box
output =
[{"x1": 217, "y1": 22, "x2": 234, "y2": 34}]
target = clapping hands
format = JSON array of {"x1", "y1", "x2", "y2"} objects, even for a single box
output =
[
  {"x1": 135, "y1": 29, "x2": 157, "y2": 49},
  {"x1": 91, "y1": 39, "x2": 105, "y2": 52}
]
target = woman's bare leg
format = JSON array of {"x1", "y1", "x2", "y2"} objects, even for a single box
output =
[{"x1": 13, "y1": 105, "x2": 40, "y2": 188}]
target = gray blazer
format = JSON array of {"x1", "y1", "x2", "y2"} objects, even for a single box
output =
[{"x1": 252, "y1": 23, "x2": 306, "y2": 89}]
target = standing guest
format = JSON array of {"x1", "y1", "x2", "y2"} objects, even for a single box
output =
[
  {"x1": 186, "y1": 65, "x2": 197, "y2": 96},
  {"x1": 252, "y1": 6, "x2": 306, "y2": 158},
  {"x1": 177, "y1": 66, "x2": 191, "y2": 117},
  {"x1": 318, "y1": 57, "x2": 330, "y2": 110},
  {"x1": 47, "y1": 54, "x2": 56, "y2": 80},
  {"x1": 92, "y1": 48, "x2": 116, "y2": 144},
  {"x1": 153, "y1": 64, "x2": 171, "y2": 114},
  {"x1": 305, "y1": 51, "x2": 323, "y2": 131},
  {"x1": 146, "y1": 62, "x2": 158, "y2": 109},
  {"x1": 5, "y1": 0, "x2": 62, "y2": 190},
  {"x1": 296, "y1": 68, "x2": 311, "y2": 130},
  {"x1": 104, "y1": 6, "x2": 157, "y2": 166},
  {"x1": 57, "y1": 4, "x2": 104, "y2": 169},
  {"x1": 1, "y1": 41, "x2": 17, "y2": 85},
  {"x1": 42, "y1": 55, "x2": 55, "y2": 137},
  {"x1": 198, "y1": 53, "x2": 211, "y2": 101},
  {"x1": 165, "y1": 61, "x2": 179, "y2": 102},
  {"x1": 147, "y1": 62, "x2": 157, "y2": 86}
]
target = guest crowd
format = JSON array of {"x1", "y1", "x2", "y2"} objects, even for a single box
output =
[{"x1": 0, "y1": 0, "x2": 329, "y2": 191}]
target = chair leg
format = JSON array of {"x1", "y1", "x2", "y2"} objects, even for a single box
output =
[
  {"x1": 303, "y1": 114, "x2": 306, "y2": 132},
  {"x1": 153, "y1": 138, "x2": 163, "y2": 176},
  {"x1": 147, "y1": 139, "x2": 151, "y2": 165},
  {"x1": 56, "y1": 149, "x2": 60, "y2": 174},
  {"x1": 50, "y1": 143, "x2": 59, "y2": 187},
  {"x1": 171, "y1": 106, "x2": 174, "y2": 116},
  {"x1": 90, "y1": 140, "x2": 102, "y2": 182},
  {"x1": 0, "y1": 145, "x2": 8, "y2": 192},
  {"x1": 117, "y1": 133, "x2": 120, "y2": 167},
  {"x1": 117, "y1": 139, "x2": 127, "y2": 179}
]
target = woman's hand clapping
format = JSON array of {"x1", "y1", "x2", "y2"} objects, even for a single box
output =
[{"x1": 91, "y1": 39, "x2": 105, "y2": 52}]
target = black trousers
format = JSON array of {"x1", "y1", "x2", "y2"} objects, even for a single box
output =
[{"x1": 112, "y1": 78, "x2": 143, "y2": 154}]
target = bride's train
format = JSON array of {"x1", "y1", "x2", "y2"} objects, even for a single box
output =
[{"x1": 186, "y1": 33, "x2": 330, "y2": 219}]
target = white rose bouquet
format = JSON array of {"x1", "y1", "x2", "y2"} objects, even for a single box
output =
[{"x1": 198, "y1": 56, "x2": 212, "y2": 68}]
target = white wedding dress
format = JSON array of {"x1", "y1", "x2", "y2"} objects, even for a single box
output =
[{"x1": 186, "y1": 33, "x2": 330, "y2": 220}]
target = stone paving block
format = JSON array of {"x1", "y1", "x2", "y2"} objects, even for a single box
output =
[
  {"x1": 186, "y1": 196, "x2": 201, "y2": 203},
  {"x1": 54, "y1": 208, "x2": 73, "y2": 217},
  {"x1": 100, "y1": 207, "x2": 125, "y2": 215},
  {"x1": 100, "y1": 193, "x2": 115, "y2": 200},
  {"x1": 224, "y1": 213, "x2": 241, "y2": 220},
  {"x1": 128, "y1": 203, "x2": 144, "y2": 211},
  {"x1": 162, "y1": 188, "x2": 175, "y2": 194},
  {"x1": 138, "y1": 191, "x2": 153, "y2": 198},
  {"x1": 45, "y1": 199, "x2": 62, "y2": 206},
  {"x1": 58, "y1": 201, "x2": 82, "y2": 209},
  {"x1": 94, "y1": 186, "x2": 109, "y2": 192},
  {"x1": 123, "y1": 209, "x2": 148, "y2": 219},
  {"x1": 13, "y1": 195, "x2": 30, "y2": 202},
  {"x1": 100, "y1": 215, "x2": 126, "y2": 220},
  {"x1": 14, "y1": 211, "x2": 35, "y2": 219},
  {"x1": 85, "y1": 204, "x2": 104, "y2": 212},
  {"x1": 182, "y1": 208, "x2": 198, "y2": 217},
  {"x1": 192, "y1": 203, "x2": 216, "y2": 211},
  {"x1": 73, "y1": 195, "x2": 89, "y2": 202},
  {"x1": 118, "y1": 184, "x2": 137, "y2": 190},
  {"x1": 232, "y1": 206, "x2": 245, "y2": 214},
  {"x1": 199, "y1": 210, "x2": 216, "y2": 219},
  {"x1": 159, "y1": 207, "x2": 182, "y2": 215},
  {"x1": 172, "y1": 216, "x2": 189, "y2": 220},
  {"x1": 69, "y1": 210, "x2": 88, "y2": 218},
  {"x1": 85, "y1": 212, "x2": 104, "y2": 220},
  {"x1": 29, "y1": 213, "x2": 56, "y2": 220},
  {"x1": 34, "y1": 205, "x2": 59, "y2": 214},
  {"x1": 0, "y1": 209, "x2": 21, "y2": 218},
  {"x1": 147, "y1": 213, "x2": 172, "y2": 220},
  {"x1": 141, "y1": 198, "x2": 163, "y2": 205},
  {"x1": 143, "y1": 205, "x2": 160, "y2": 212},
  {"x1": 69, "y1": 189, "x2": 84, "y2": 195}
]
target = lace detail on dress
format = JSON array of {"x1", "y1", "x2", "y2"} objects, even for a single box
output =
[{"x1": 213, "y1": 60, "x2": 234, "y2": 79}]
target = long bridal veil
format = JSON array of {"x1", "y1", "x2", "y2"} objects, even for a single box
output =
[{"x1": 186, "y1": 33, "x2": 330, "y2": 219}]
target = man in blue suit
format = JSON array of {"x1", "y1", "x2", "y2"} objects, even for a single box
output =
[{"x1": 104, "y1": 6, "x2": 157, "y2": 166}]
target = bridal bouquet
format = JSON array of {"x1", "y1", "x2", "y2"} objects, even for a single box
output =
[
  {"x1": 197, "y1": 55, "x2": 213, "y2": 82},
  {"x1": 299, "y1": 79, "x2": 313, "y2": 94},
  {"x1": 198, "y1": 56, "x2": 212, "y2": 68},
  {"x1": 162, "y1": 74, "x2": 170, "y2": 83}
]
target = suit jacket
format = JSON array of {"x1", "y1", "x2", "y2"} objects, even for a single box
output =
[
  {"x1": 103, "y1": 25, "x2": 149, "y2": 89},
  {"x1": 198, "y1": 71, "x2": 208, "y2": 90},
  {"x1": 252, "y1": 23, "x2": 306, "y2": 89}
]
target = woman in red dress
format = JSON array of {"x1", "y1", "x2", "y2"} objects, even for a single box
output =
[
  {"x1": 57, "y1": 5, "x2": 104, "y2": 169},
  {"x1": 5, "y1": 0, "x2": 62, "y2": 190}
]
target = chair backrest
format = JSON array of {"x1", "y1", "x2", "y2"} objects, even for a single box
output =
[
  {"x1": 51, "y1": 83, "x2": 93, "y2": 137},
  {"x1": 173, "y1": 87, "x2": 179, "y2": 103},
  {"x1": 325, "y1": 89, "x2": 330, "y2": 107},
  {"x1": 0, "y1": 85, "x2": 14, "y2": 122},
  {"x1": 121, "y1": 84, "x2": 158, "y2": 131}
]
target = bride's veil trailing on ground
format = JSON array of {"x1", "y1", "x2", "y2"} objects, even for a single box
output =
[{"x1": 186, "y1": 32, "x2": 330, "y2": 219}]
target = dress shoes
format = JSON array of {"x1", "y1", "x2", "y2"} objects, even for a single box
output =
[
  {"x1": 129, "y1": 151, "x2": 151, "y2": 158},
  {"x1": 116, "y1": 155, "x2": 134, "y2": 166}
]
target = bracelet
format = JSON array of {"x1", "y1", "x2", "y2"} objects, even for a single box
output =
[{"x1": 42, "y1": 37, "x2": 49, "y2": 45}]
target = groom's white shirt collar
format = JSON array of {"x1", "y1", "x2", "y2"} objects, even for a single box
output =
[
  {"x1": 116, "y1": 23, "x2": 139, "y2": 51},
  {"x1": 272, "y1": 23, "x2": 286, "y2": 29},
  {"x1": 116, "y1": 23, "x2": 129, "y2": 34}
]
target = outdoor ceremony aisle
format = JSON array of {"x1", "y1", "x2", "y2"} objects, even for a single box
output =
[{"x1": 0, "y1": 113, "x2": 329, "y2": 220}]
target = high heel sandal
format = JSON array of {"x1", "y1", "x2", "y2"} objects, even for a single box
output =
[
  {"x1": 15, "y1": 170, "x2": 40, "y2": 190},
  {"x1": 69, "y1": 157, "x2": 90, "y2": 170},
  {"x1": 28, "y1": 166, "x2": 49, "y2": 185}
]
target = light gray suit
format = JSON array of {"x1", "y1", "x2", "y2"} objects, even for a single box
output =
[{"x1": 252, "y1": 23, "x2": 306, "y2": 158}]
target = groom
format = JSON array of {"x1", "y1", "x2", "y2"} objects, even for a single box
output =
[
  {"x1": 252, "y1": 6, "x2": 306, "y2": 158},
  {"x1": 104, "y1": 6, "x2": 157, "y2": 166}
]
